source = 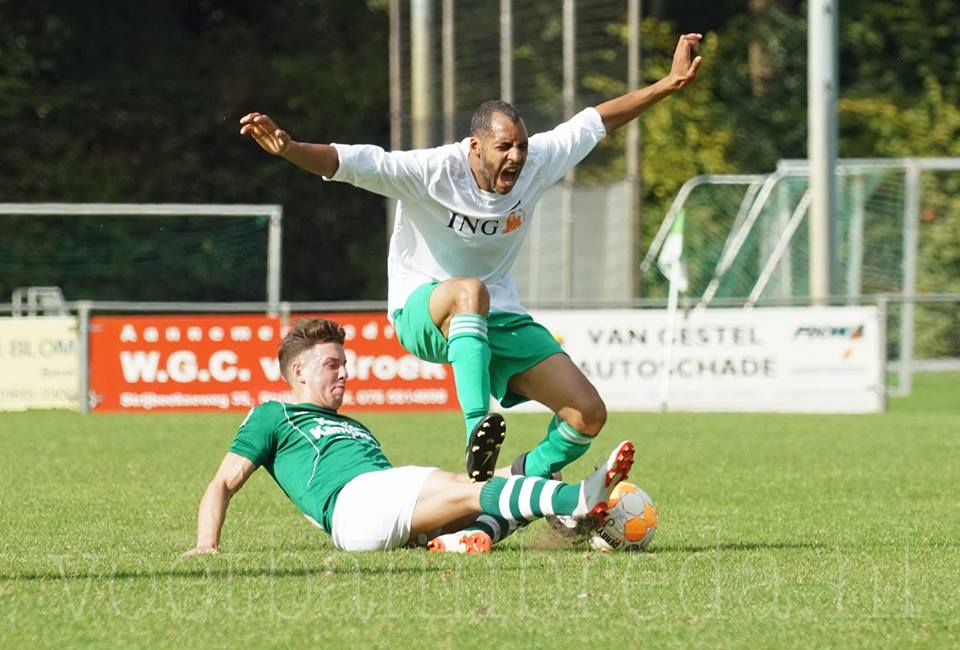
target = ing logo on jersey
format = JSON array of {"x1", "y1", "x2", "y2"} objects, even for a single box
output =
[{"x1": 447, "y1": 208, "x2": 525, "y2": 236}]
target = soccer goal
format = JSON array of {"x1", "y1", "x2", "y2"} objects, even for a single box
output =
[
  {"x1": 0, "y1": 203, "x2": 283, "y2": 312},
  {"x1": 641, "y1": 158, "x2": 960, "y2": 396}
]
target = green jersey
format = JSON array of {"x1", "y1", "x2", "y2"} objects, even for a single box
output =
[{"x1": 228, "y1": 401, "x2": 393, "y2": 532}]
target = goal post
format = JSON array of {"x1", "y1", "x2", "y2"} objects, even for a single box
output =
[
  {"x1": 0, "y1": 203, "x2": 283, "y2": 314},
  {"x1": 641, "y1": 158, "x2": 960, "y2": 397}
]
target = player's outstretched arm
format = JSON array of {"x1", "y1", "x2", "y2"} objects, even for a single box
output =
[
  {"x1": 239, "y1": 112, "x2": 340, "y2": 178},
  {"x1": 595, "y1": 33, "x2": 703, "y2": 133},
  {"x1": 183, "y1": 452, "x2": 257, "y2": 557}
]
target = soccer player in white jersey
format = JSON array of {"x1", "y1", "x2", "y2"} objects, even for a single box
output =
[
  {"x1": 239, "y1": 33, "x2": 702, "y2": 484},
  {"x1": 183, "y1": 318, "x2": 634, "y2": 555}
]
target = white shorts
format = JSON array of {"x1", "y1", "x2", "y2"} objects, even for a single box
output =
[{"x1": 329, "y1": 465, "x2": 438, "y2": 551}]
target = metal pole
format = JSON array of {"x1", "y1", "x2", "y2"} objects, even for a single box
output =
[
  {"x1": 267, "y1": 207, "x2": 282, "y2": 316},
  {"x1": 411, "y1": 0, "x2": 434, "y2": 149},
  {"x1": 562, "y1": 0, "x2": 575, "y2": 122},
  {"x1": 899, "y1": 162, "x2": 920, "y2": 396},
  {"x1": 775, "y1": 180, "x2": 793, "y2": 298},
  {"x1": 877, "y1": 294, "x2": 889, "y2": 409},
  {"x1": 388, "y1": 0, "x2": 403, "y2": 234},
  {"x1": 561, "y1": 0, "x2": 576, "y2": 303},
  {"x1": 500, "y1": 0, "x2": 513, "y2": 103},
  {"x1": 390, "y1": 0, "x2": 403, "y2": 152},
  {"x1": 626, "y1": 0, "x2": 642, "y2": 298},
  {"x1": 442, "y1": 0, "x2": 455, "y2": 143},
  {"x1": 807, "y1": 0, "x2": 839, "y2": 305},
  {"x1": 847, "y1": 171, "x2": 865, "y2": 304},
  {"x1": 77, "y1": 301, "x2": 91, "y2": 414}
]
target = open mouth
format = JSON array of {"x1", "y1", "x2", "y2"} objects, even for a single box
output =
[{"x1": 499, "y1": 168, "x2": 518, "y2": 186}]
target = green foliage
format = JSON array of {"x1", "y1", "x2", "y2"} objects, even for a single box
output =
[
  {"x1": 840, "y1": 77, "x2": 960, "y2": 159},
  {"x1": 1, "y1": 1, "x2": 959, "y2": 304},
  {"x1": 709, "y1": 7, "x2": 809, "y2": 170},
  {"x1": 0, "y1": 1, "x2": 391, "y2": 302},
  {"x1": 840, "y1": 0, "x2": 960, "y2": 103}
]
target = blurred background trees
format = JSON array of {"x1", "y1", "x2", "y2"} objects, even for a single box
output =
[{"x1": 1, "y1": 0, "x2": 958, "y2": 302}]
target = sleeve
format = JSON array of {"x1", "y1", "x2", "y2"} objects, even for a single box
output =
[
  {"x1": 325, "y1": 143, "x2": 440, "y2": 202},
  {"x1": 529, "y1": 107, "x2": 607, "y2": 187},
  {"x1": 227, "y1": 404, "x2": 278, "y2": 467}
]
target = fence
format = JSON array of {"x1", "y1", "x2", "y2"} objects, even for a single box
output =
[
  {"x1": 0, "y1": 203, "x2": 282, "y2": 308},
  {"x1": 641, "y1": 158, "x2": 960, "y2": 396}
]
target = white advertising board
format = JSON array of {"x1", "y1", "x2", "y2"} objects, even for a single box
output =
[
  {"x1": 0, "y1": 317, "x2": 79, "y2": 411},
  {"x1": 522, "y1": 306, "x2": 884, "y2": 413}
]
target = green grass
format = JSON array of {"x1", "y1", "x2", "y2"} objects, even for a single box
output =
[{"x1": 2, "y1": 372, "x2": 960, "y2": 648}]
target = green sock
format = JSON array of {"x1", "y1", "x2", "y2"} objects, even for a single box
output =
[
  {"x1": 478, "y1": 476, "x2": 580, "y2": 523},
  {"x1": 522, "y1": 415, "x2": 595, "y2": 478},
  {"x1": 447, "y1": 314, "x2": 491, "y2": 442},
  {"x1": 464, "y1": 514, "x2": 519, "y2": 543}
]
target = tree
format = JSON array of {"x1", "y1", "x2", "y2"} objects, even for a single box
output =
[{"x1": 0, "y1": 0, "x2": 392, "y2": 302}]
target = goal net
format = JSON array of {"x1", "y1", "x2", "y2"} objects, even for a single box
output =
[
  {"x1": 0, "y1": 203, "x2": 281, "y2": 305},
  {"x1": 641, "y1": 159, "x2": 960, "y2": 392}
]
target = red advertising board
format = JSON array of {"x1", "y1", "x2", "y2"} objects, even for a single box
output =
[{"x1": 89, "y1": 313, "x2": 459, "y2": 412}]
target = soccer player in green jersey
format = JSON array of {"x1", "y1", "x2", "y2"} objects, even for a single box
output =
[
  {"x1": 239, "y1": 34, "x2": 702, "y2": 485},
  {"x1": 184, "y1": 318, "x2": 635, "y2": 554}
]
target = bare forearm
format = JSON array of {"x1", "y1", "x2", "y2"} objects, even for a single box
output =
[
  {"x1": 239, "y1": 112, "x2": 339, "y2": 177},
  {"x1": 281, "y1": 141, "x2": 340, "y2": 178},
  {"x1": 597, "y1": 32, "x2": 703, "y2": 133},
  {"x1": 595, "y1": 77, "x2": 683, "y2": 133},
  {"x1": 194, "y1": 481, "x2": 232, "y2": 550}
]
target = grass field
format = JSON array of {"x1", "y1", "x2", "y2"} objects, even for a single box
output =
[{"x1": 2, "y1": 373, "x2": 959, "y2": 648}]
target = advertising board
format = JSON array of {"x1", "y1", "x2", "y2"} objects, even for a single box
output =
[
  {"x1": 526, "y1": 306, "x2": 884, "y2": 413},
  {"x1": 0, "y1": 317, "x2": 79, "y2": 411},
  {"x1": 89, "y1": 313, "x2": 457, "y2": 412}
]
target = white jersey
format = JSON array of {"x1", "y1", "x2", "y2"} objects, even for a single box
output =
[{"x1": 326, "y1": 107, "x2": 606, "y2": 320}]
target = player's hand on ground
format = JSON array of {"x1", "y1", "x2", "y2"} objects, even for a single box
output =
[
  {"x1": 239, "y1": 112, "x2": 292, "y2": 156},
  {"x1": 182, "y1": 545, "x2": 219, "y2": 558},
  {"x1": 667, "y1": 33, "x2": 703, "y2": 90}
]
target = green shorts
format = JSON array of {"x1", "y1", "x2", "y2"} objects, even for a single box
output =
[{"x1": 393, "y1": 281, "x2": 564, "y2": 408}]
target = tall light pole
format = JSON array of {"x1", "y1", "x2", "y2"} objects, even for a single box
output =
[
  {"x1": 500, "y1": 0, "x2": 513, "y2": 103},
  {"x1": 807, "y1": 0, "x2": 839, "y2": 304},
  {"x1": 626, "y1": 0, "x2": 643, "y2": 298},
  {"x1": 561, "y1": 0, "x2": 576, "y2": 303},
  {"x1": 442, "y1": 0, "x2": 455, "y2": 143},
  {"x1": 411, "y1": 0, "x2": 435, "y2": 150}
]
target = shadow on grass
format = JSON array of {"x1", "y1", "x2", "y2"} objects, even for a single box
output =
[
  {"x1": 0, "y1": 561, "x2": 525, "y2": 583},
  {"x1": 653, "y1": 541, "x2": 827, "y2": 553}
]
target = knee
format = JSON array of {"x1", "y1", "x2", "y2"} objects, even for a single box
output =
[
  {"x1": 564, "y1": 398, "x2": 607, "y2": 436},
  {"x1": 451, "y1": 278, "x2": 490, "y2": 314}
]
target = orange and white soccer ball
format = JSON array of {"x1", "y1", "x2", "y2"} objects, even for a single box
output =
[{"x1": 589, "y1": 481, "x2": 658, "y2": 552}]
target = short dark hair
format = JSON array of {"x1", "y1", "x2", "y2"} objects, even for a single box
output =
[
  {"x1": 470, "y1": 100, "x2": 523, "y2": 136},
  {"x1": 278, "y1": 318, "x2": 346, "y2": 381}
]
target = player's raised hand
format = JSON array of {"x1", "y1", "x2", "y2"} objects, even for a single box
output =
[
  {"x1": 667, "y1": 33, "x2": 703, "y2": 90},
  {"x1": 239, "y1": 112, "x2": 292, "y2": 156}
]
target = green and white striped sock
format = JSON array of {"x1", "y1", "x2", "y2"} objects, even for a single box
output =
[
  {"x1": 447, "y1": 314, "x2": 491, "y2": 442},
  {"x1": 522, "y1": 415, "x2": 594, "y2": 478},
  {"x1": 478, "y1": 475, "x2": 580, "y2": 523}
]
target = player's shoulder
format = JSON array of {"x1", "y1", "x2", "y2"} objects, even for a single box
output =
[
  {"x1": 238, "y1": 400, "x2": 285, "y2": 428},
  {"x1": 422, "y1": 141, "x2": 467, "y2": 169}
]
